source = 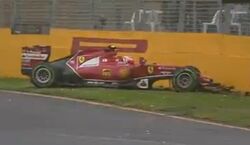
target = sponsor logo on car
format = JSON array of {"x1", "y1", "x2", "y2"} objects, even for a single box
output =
[
  {"x1": 78, "y1": 56, "x2": 85, "y2": 64},
  {"x1": 147, "y1": 65, "x2": 154, "y2": 74},
  {"x1": 119, "y1": 67, "x2": 130, "y2": 79},
  {"x1": 102, "y1": 69, "x2": 112, "y2": 78}
]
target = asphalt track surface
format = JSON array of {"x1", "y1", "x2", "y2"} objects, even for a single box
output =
[{"x1": 0, "y1": 91, "x2": 250, "y2": 145}]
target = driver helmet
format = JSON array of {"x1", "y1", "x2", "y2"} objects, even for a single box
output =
[{"x1": 108, "y1": 45, "x2": 116, "y2": 49}]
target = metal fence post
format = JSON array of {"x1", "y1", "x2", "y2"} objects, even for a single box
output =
[
  {"x1": 217, "y1": 0, "x2": 223, "y2": 33},
  {"x1": 50, "y1": 0, "x2": 56, "y2": 27},
  {"x1": 0, "y1": 0, "x2": 3, "y2": 27},
  {"x1": 177, "y1": 0, "x2": 186, "y2": 32},
  {"x1": 192, "y1": 1, "x2": 197, "y2": 32},
  {"x1": 91, "y1": 0, "x2": 95, "y2": 29},
  {"x1": 222, "y1": 4, "x2": 233, "y2": 34},
  {"x1": 11, "y1": 0, "x2": 17, "y2": 31}
]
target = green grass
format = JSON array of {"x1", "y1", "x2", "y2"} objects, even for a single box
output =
[{"x1": 1, "y1": 78, "x2": 250, "y2": 128}]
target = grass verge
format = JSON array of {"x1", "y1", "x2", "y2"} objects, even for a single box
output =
[{"x1": 0, "y1": 78, "x2": 250, "y2": 128}]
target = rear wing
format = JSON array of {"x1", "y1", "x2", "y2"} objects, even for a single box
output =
[{"x1": 21, "y1": 45, "x2": 51, "y2": 76}]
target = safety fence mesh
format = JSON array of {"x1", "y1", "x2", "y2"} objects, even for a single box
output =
[{"x1": 0, "y1": 0, "x2": 249, "y2": 36}]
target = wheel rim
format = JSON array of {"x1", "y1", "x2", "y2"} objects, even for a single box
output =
[
  {"x1": 35, "y1": 68, "x2": 51, "y2": 84},
  {"x1": 176, "y1": 72, "x2": 193, "y2": 89}
]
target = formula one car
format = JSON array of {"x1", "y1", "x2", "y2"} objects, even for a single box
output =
[{"x1": 21, "y1": 45, "x2": 232, "y2": 92}]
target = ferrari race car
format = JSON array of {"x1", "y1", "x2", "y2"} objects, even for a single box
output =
[{"x1": 21, "y1": 45, "x2": 232, "y2": 92}]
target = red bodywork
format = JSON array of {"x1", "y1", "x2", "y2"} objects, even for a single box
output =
[
  {"x1": 21, "y1": 46, "x2": 51, "y2": 76},
  {"x1": 66, "y1": 48, "x2": 178, "y2": 82},
  {"x1": 21, "y1": 46, "x2": 233, "y2": 91}
]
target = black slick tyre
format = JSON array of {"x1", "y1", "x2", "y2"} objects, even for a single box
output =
[
  {"x1": 172, "y1": 68, "x2": 199, "y2": 92},
  {"x1": 31, "y1": 63, "x2": 57, "y2": 88}
]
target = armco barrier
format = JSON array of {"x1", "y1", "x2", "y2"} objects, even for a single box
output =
[{"x1": 0, "y1": 28, "x2": 250, "y2": 92}]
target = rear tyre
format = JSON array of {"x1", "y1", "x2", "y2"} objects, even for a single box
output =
[
  {"x1": 172, "y1": 68, "x2": 199, "y2": 92},
  {"x1": 31, "y1": 63, "x2": 58, "y2": 88}
]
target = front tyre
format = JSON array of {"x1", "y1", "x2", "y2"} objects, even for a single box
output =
[
  {"x1": 31, "y1": 63, "x2": 57, "y2": 88},
  {"x1": 172, "y1": 68, "x2": 199, "y2": 92}
]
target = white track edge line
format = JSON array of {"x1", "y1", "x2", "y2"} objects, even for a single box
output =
[
  {"x1": 1, "y1": 90, "x2": 250, "y2": 132},
  {"x1": 1, "y1": 90, "x2": 164, "y2": 116}
]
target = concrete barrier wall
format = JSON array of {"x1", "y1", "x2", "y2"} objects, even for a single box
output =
[{"x1": 0, "y1": 28, "x2": 250, "y2": 91}]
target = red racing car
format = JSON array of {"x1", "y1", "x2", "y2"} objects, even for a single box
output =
[{"x1": 21, "y1": 45, "x2": 232, "y2": 92}]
